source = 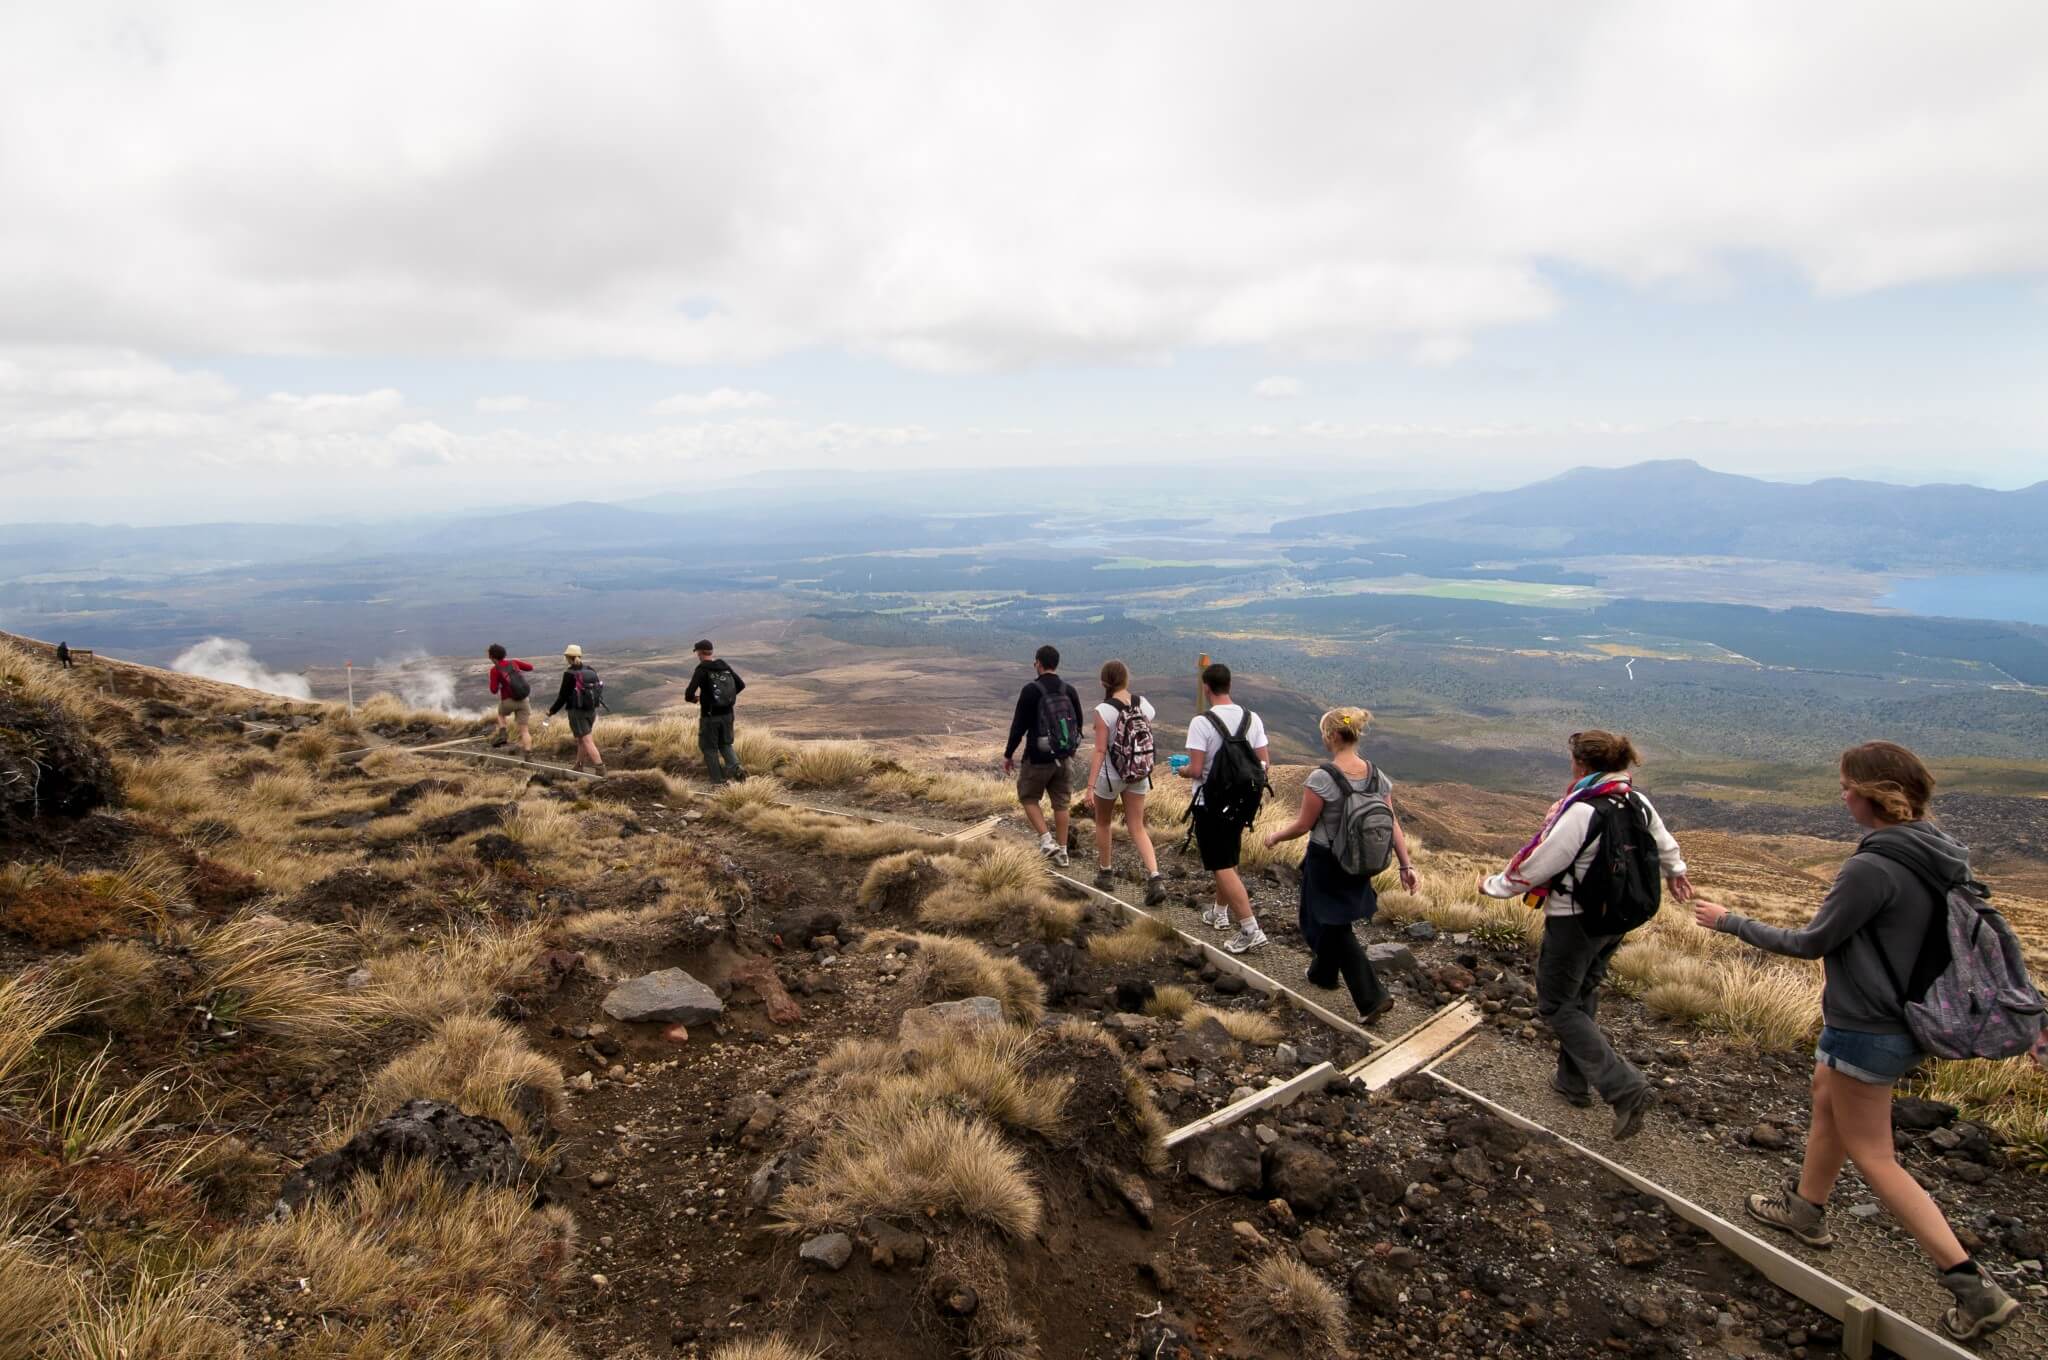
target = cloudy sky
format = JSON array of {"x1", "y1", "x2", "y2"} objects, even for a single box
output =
[{"x1": 2, "y1": 1, "x2": 2043, "y2": 522}]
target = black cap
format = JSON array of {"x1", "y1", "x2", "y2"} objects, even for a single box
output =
[{"x1": 693, "y1": 639, "x2": 714, "y2": 653}]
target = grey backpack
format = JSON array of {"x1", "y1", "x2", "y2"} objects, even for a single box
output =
[
  {"x1": 1319, "y1": 762, "x2": 1395, "y2": 878},
  {"x1": 1869, "y1": 850, "x2": 2044, "y2": 1061}
]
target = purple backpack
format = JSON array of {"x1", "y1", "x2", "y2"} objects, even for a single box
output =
[{"x1": 1868, "y1": 852, "x2": 2044, "y2": 1061}]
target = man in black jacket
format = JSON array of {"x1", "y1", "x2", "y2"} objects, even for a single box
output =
[
  {"x1": 684, "y1": 639, "x2": 747, "y2": 784},
  {"x1": 1003, "y1": 644, "x2": 1084, "y2": 865}
]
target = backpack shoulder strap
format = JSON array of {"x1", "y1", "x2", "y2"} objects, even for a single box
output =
[
  {"x1": 1316, "y1": 761, "x2": 1350, "y2": 810},
  {"x1": 1108, "y1": 696, "x2": 1131, "y2": 714},
  {"x1": 1201, "y1": 710, "x2": 1231, "y2": 744},
  {"x1": 1232, "y1": 709, "x2": 1253, "y2": 740},
  {"x1": 1855, "y1": 842, "x2": 1963, "y2": 1002}
]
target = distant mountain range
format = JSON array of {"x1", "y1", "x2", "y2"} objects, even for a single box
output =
[{"x1": 1274, "y1": 460, "x2": 2048, "y2": 571}]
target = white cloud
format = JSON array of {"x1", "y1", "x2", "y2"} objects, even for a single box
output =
[
  {"x1": 475, "y1": 394, "x2": 540, "y2": 414},
  {"x1": 171, "y1": 637, "x2": 313, "y2": 700},
  {"x1": 649, "y1": 387, "x2": 775, "y2": 416},
  {"x1": 0, "y1": 3, "x2": 2039, "y2": 373},
  {"x1": 1253, "y1": 376, "x2": 1305, "y2": 399}
]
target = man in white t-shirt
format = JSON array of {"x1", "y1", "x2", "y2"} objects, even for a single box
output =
[{"x1": 1174, "y1": 661, "x2": 1270, "y2": 953}]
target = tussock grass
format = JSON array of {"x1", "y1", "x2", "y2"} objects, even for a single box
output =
[
  {"x1": 877, "y1": 931, "x2": 1046, "y2": 1024},
  {"x1": 959, "y1": 841, "x2": 1050, "y2": 898},
  {"x1": 1244, "y1": 1254, "x2": 1347, "y2": 1357},
  {"x1": 361, "y1": 1014, "x2": 564, "y2": 1154},
  {"x1": 0, "y1": 974, "x2": 81, "y2": 1093},
  {"x1": 1608, "y1": 909, "x2": 1824, "y2": 1051},
  {"x1": 36, "y1": 1046, "x2": 175, "y2": 1164},
  {"x1": 1912, "y1": 1058, "x2": 2048, "y2": 1170},
  {"x1": 1085, "y1": 914, "x2": 1178, "y2": 965},
  {"x1": 187, "y1": 913, "x2": 359, "y2": 1045},
  {"x1": 819, "y1": 1027, "x2": 1072, "y2": 1140},
  {"x1": 51, "y1": 1264, "x2": 243, "y2": 1360},
  {"x1": 116, "y1": 751, "x2": 217, "y2": 820},
  {"x1": 866, "y1": 765, "x2": 1012, "y2": 815},
  {"x1": 778, "y1": 1106, "x2": 1042, "y2": 1240},
  {"x1": 1143, "y1": 984, "x2": 1196, "y2": 1019},
  {"x1": 733, "y1": 726, "x2": 796, "y2": 775},
  {"x1": 713, "y1": 1340, "x2": 823, "y2": 1360},
  {"x1": 637, "y1": 713, "x2": 702, "y2": 767},
  {"x1": 1641, "y1": 978, "x2": 1718, "y2": 1025},
  {"x1": 716, "y1": 795, "x2": 953, "y2": 860},
  {"x1": 355, "y1": 922, "x2": 547, "y2": 1030},
  {"x1": 500, "y1": 798, "x2": 582, "y2": 859},
  {"x1": 1190, "y1": 1006, "x2": 1284, "y2": 1047},
  {"x1": 785, "y1": 740, "x2": 877, "y2": 789},
  {"x1": 55, "y1": 940, "x2": 160, "y2": 1027},
  {"x1": 0, "y1": 1227, "x2": 73, "y2": 1357},
  {"x1": 858, "y1": 849, "x2": 945, "y2": 913},
  {"x1": 225, "y1": 1158, "x2": 577, "y2": 1357}
]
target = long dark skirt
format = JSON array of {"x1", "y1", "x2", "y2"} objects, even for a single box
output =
[{"x1": 1298, "y1": 841, "x2": 1387, "y2": 1018}]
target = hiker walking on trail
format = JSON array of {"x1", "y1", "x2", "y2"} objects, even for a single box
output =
[
  {"x1": 1692, "y1": 742, "x2": 2023, "y2": 1341},
  {"x1": 543, "y1": 644, "x2": 606, "y2": 777},
  {"x1": 1086, "y1": 659, "x2": 1168, "y2": 904},
  {"x1": 1003, "y1": 644, "x2": 1085, "y2": 867},
  {"x1": 55, "y1": 641, "x2": 72, "y2": 670},
  {"x1": 1480, "y1": 730, "x2": 1689, "y2": 1141},
  {"x1": 1175, "y1": 662, "x2": 1272, "y2": 954},
  {"x1": 486, "y1": 643, "x2": 534, "y2": 754},
  {"x1": 684, "y1": 639, "x2": 747, "y2": 785},
  {"x1": 1264, "y1": 706, "x2": 1417, "y2": 1023}
]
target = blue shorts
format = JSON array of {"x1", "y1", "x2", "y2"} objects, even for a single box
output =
[{"x1": 1815, "y1": 1026, "x2": 1921, "y2": 1086}]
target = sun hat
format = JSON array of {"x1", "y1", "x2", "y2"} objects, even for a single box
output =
[{"x1": 563, "y1": 644, "x2": 583, "y2": 659}]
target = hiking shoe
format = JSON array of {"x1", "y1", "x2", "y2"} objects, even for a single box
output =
[
  {"x1": 1303, "y1": 966, "x2": 1336, "y2": 991},
  {"x1": 1200, "y1": 905, "x2": 1232, "y2": 929},
  {"x1": 490, "y1": 732, "x2": 508, "y2": 748},
  {"x1": 1941, "y1": 1266, "x2": 2018, "y2": 1340},
  {"x1": 592, "y1": 765, "x2": 607, "y2": 779},
  {"x1": 1093, "y1": 867, "x2": 1117, "y2": 891},
  {"x1": 1222, "y1": 923, "x2": 1269, "y2": 954},
  {"x1": 1550, "y1": 1077, "x2": 1595, "y2": 1109},
  {"x1": 1144, "y1": 873, "x2": 1168, "y2": 906},
  {"x1": 1038, "y1": 837, "x2": 1059, "y2": 859},
  {"x1": 1610, "y1": 1086, "x2": 1657, "y2": 1142},
  {"x1": 1745, "y1": 1183, "x2": 1834, "y2": 1248},
  {"x1": 1053, "y1": 846, "x2": 1070, "y2": 868},
  {"x1": 1362, "y1": 995, "x2": 1395, "y2": 1024}
]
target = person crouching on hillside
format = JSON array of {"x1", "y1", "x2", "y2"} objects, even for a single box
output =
[
  {"x1": 1085, "y1": 659, "x2": 1168, "y2": 904},
  {"x1": 543, "y1": 644, "x2": 606, "y2": 777},
  {"x1": 486, "y1": 643, "x2": 535, "y2": 754},
  {"x1": 1690, "y1": 742, "x2": 2018, "y2": 1341},
  {"x1": 1263, "y1": 706, "x2": 1417, "y2": 1024},
  {"x1": 1003, "y1": 644, "x2": 1085, "y2": 866},
  {"x1": 1479, "y1": 730, "x2": 1690, "y2": 1140}
]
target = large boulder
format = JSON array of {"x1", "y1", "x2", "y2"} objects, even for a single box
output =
[
  {"x1": 1164, "y1": 1015, "x2": 1238, "y2": 1068},
  {"x1": 1264, "y1": 1138, "x2": 1341, "y2": 1214},
  {"x1": 278, "y1": 1099, "x2": 523, "y2": 1211},
  {"x1": 602, "y1": 968, "x2": 724, "y2": 1024}
]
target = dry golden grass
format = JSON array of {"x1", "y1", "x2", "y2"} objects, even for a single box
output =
[
  {"x1": 1244, "y1": 1255, "x2": 1347, "y2": 1357},
  {"x1": 1085, "y1": 915, "x2": 1178, "y2": 965},
  {"x1": 0, "y1": 1228, "x2": 73, "y2": 1357},
  {"x1": 1143, "y1": 983, "x2": 1196, "y2": 1020},
  {"x1": 886, "y1": 932, "x2": 1046, "y2": 1024},
  {"x1": 716, "y1": 797, "x2": 952, "y2": 860},
  {"x1": 784, "y1": 739, "x2": 877, "y2": 789},
  {"x1": 48, "y1": 1265, "x2": 245, "y2": 1360},
  {"x1": 36, "y1": 1046, "x2": 176, "y2": 1164},
  {"x1": 354, "y1": 922, "x2": 547, "y2": 1030},
  {"x1": 54, "y1": 940, "x2": 160, "y2": 1027},
  {"x1": 733, "y1": 726, "x2": 796, "y2": 775},
  {"x1": 866, "y1": 765, "x2": 1013, "y2": 815},
  {"x1": 186, "y1": 913, "x2": 361, "y2": 1045},
  {"x1": 1606, "y1": 902, "x2": 1825, "y2": 1051},
  {"x1": 712, "y1": 1340, "x2": 824, "y2": 1360},
  {"x1": 499, "y1": 798, "x2": 583, "y2": 859},
  {"x1": 1190, "y1": 1006, "x2": 1285, "y2": 1047},
  {"x1": 778, "y1": 1106, "x2": 1042, "y2": 1240},
  {"x1": 636, "y1": 712, "x2": 702, "y2": 767},
  {"x1": 0, "y1": 974, "x2": 81, "y2": 1094},
  {"x1": 817, "y1": 1027, "x2": 1072, "y2": 1140},
  {"x1": 1912, "y1": 1058, "x2": 2048, "y2": 1169},
  {"x1": 361, "y1": 1014, "x2": 564, "y2": 1155},
  {"x1": 858, "y1": 849, "x2": 945, "y2": 914}
]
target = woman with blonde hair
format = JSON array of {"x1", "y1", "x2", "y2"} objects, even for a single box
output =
[
  {"x1": 1692, "y1": 742, "x2": 2017, "y2": 1340},
  {"x1": 1085, "y1": 660, "x2": 1167, "y2": 905},
  {"x1": 1262, "y1": 706, "x2": 1416, "y2": 1023}
]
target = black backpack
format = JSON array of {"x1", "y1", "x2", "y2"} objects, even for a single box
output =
[
  {"x1": 1033, "y1": 677, "x2": 1081, "y2": 760},
  {"x1": 1195, "y1": 710, "x2": 1269, "y2": 829},
  {"x1": 570, "y1": 667, "x2": 604, "y2": 712},
  {"x1": 1554, "y1": 791, "x2": 1661, "y2": 934},
  {"x1": 707, "y1": 664, "x2": 739, "y2": 709},
  {"x1": 497, "y1": 661, "x2": 531, "y2": 702}
]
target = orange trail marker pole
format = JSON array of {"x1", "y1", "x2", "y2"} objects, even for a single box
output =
[{"x1": 1196, "y1": 653, "x2": 1210, "y2": 713}]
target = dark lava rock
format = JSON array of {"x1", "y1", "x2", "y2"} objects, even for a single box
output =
[
  {"x1": 1612, "y1": 1233, "x2": 1663, "y2": 1268},
  {"x1": 1405, "y1": 920, "x2": 1438, "y2": 941},
  {"x1": 1164, "y1": 1015, "x2": 1239, "y2": 1067},
  {"x1": 1211, "y1": 973, "x2": 1248, "y2": 997},
  {"x1": 799, "y1": 1231, "x2": 853, "y2": 1270},
  {"x1": 279, "y1": 1099, "x2": 522, "y2": 1211},
  {"x1": 0, "y1": 685, "x2": 119, "y2": 821},
  {"x1": 1264, "y1": 1138, "x2": 1341, "y2": 1215},
  {"x1": 382, "y1": 778, "x2": 460, "y2": 813},
  {"x1": 1892, "y1": 1097, "x2": 1958, "y2": 1132},
  {"x1": 1748, "y1": 1122, "x2": 1788, "y2": 1150},
  {"x1": 768, "y1": 905, "x2": 841, "y2": 949},
  {"x1": 1113, "y1": 979, "x2": 1157, "y2": 1012},
  {"x1": 472, "y1": 833, "x2": 526, "y2": 865},
  {"x1": 1350, "y1": 1265, "x2": 1403, "y2": 1315},
  {"x1": 862, "y1": 1217, "x2": 928, "y2": 1269},
  {"x1": 1015, "y1": 940, "x2": 1087, "y2": 1005},
  {"x1": 1183, "y1": 1125, "x2": 1263, "y2": 1194},
  {"x1": 417, "y1": 802, "x2": 511, "y2": 840},
  {"x1": 602, "y1": 968, "x2": 725, "y2": 1024}
]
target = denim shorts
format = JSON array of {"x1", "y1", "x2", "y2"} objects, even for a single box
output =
[{"x1": 1815, "y1": 1026, "x2": 1922, "y2": 1085}]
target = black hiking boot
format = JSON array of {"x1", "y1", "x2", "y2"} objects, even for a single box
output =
[
  {"x1": 1610, "y1": 1086, "x2": 1657, "y2": 1141},
  {"x1": 1144, "y1": 873, "x2": 1168, "y2": 906},
  {"x1": 1549, "y1": 1076, "x2": 1595, "y2": 1109},
  {"x1": 1093, "y1": 867, "x2": 1116, "y2": 891}
]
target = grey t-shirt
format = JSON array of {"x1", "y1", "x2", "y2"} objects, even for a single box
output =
[{"x1": 1306, "y1": 763, "x2": 1389, "y2": 850}]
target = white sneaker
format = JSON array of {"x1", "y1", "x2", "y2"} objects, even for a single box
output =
[
  {"x1": 1200, "y1": 905, "x2": 1231, "y2": 929},
  {"x1": 1053, "y1": 846, "x2": 1070, "y2": 868},
  {"x1": 1038, "y1": 837, "x2": 1058, "y2": 859},
  {"x1": 1223, "y1": 923, "x2": 1269, "y2": 954}
]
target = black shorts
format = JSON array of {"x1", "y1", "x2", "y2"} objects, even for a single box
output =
[{"x1": 1192, "y1": 802, "x2": 1245, "y2": 873}]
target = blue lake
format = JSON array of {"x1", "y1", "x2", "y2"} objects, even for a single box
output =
[{"x1": 1878, "y1": 573, "x2": 2048, "y2": 626}]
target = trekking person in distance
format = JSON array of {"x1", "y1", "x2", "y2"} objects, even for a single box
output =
[
  {"x1": 542, "y1": 643, "x2": 606, "y2": 776},
  {"x1": 1003, "y1": 644, "x2": 1085, "y2": 866},
  {"x1": 486, "y1": 643, "x2": 535, "y2": 754},
  {"x1": 1479, "y1": 730, "x2": 1689, "y2": 1140},
  {"x1": 684, "y1": 639, "x2": 746, "y2": 784},
  {"x1": 1175, "y1": 662, "x2": 1271, "y2": 954},
  {"x1": 1085, "y1": 659, "x2": 1168, "y2": 904},
  {"x1": 1691, "y1": 742, "x2": 2020, "y2": 1340},
  {"x1": 55, "y1": 640, "x2": 72, "y2": 670},
  {"x1": 1263, "y1": 706, "x2": 1417, "y2": 1023}
]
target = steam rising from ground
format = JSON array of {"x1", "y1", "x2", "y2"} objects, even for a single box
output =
[
  {"x1": 379, "y1": 651, "x2": 480, "y2": 718},
  {"x1": 171, "y1": 637, "x2": 314, "y2": 700}
]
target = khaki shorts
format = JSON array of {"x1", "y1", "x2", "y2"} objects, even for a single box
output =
[
  {"x1": 1015, "y1": 757, "x2": 1074, "y2": 805},
  {"x1": 498, "y1": 697, "x2": 531, "y2": 723}
]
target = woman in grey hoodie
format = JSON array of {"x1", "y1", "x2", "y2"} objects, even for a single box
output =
[{"x1": 1692, "y1": 741, "x2": 2017, "y2": 1341}]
